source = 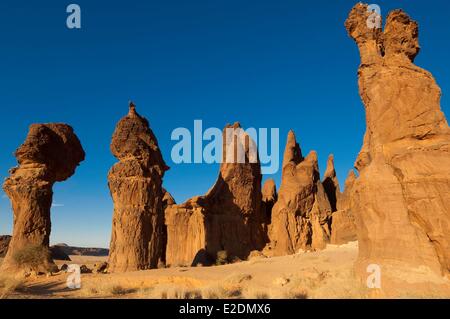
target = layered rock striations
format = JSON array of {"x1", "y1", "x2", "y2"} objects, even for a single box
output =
[
  {"x1": 165, "y1": 123, "x2": 268, "y2": 266},
  {"x1": 346, "y1": 4, "x2": 450, "y2": 279},
  {"x1": 1, "y1": 124, "x2": 85, "y2": 272},
  {"x1": 108, "y1": 103, "x2": 169, "y2": 272},
  {"x1": 269, "y1": 131, "x2": 332, "y2": 255}
]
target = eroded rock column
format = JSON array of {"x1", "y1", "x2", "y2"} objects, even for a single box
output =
[
  {"x1": 346, "y1": 4, "x2": 450, "y2": 283},
  {"x1": 1, "y1": 124, "x2": 85, "y2": 272},
  {"x1": 269, "y1": 131, "x2": 332, "y2": 255},
  {"x1": 108, "y1": 103, "x2": 169, "y2": 272}
]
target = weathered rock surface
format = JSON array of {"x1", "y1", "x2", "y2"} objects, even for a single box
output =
[
  {"x1": 346, "y1": 4, "x2": 450, "y2": 280},
  {"x1": 1, "y1": 124, "x2": 84, "y2": 272},
  {"x1": 108, "y1": 103, "x2": 169, "y2": 272},
  {"x1": 322, "y1": 155, "x2": 341, "y2": 212},
  {"x1": 0, "y1": 235, "x2": 12, "y2": 257},
  {"x1": 262, "y1": 178, "x2": 277, "y2": 224},
  {"x1": 330, "y1": 170, "x2": 357, "y2": 245},
  {"x1": 165, "y1": 123, "x2": 268, "y2": 266},
  {"x1": 269, "y1": 131, "x2": 332, "y2": 255}
]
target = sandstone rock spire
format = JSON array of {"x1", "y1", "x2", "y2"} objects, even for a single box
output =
[
  {"x1": 322, "y1": 154, "x2": 340, "y2": 212},
  {"x1": 1, "y1": 124, "x2": 85, "y2": 272},
  {"x1": 165, "y1": 123, "x2": 268, "y2": 266},
  {"x1": 346, "y1": 4, "x2": 450, "y2": 284},
  {"x1": 108, "y1": 103, "x2": 169, "y2": 272},
  {"x1": 330, "y1": 170, "x2": 357, "y2": 245},
  {"x1": 269, "y1": 131, "x2": 332, "y2": 255}
]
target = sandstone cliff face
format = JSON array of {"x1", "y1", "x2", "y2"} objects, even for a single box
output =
[
  {"x1": 262, "y1": 178, "x2": 277, "y2": 224},
  {"x1": 269, "y1": 131, "x2": 332, "y2": 255},
  {"x1": 346, "y1": 4, "x2": 450, "y2": 279},
  {"x1": 108, "y1": 103, "x2": 169, "y2": 272},
  {"x1": 165, "y1": 123, "x2": 267, "y2": 266},
  {"x1": 1, "y1": 124, "x2": 85, "y2": 272},
  {"x1": 330, "y1": 170, "x2": 357, "y2": 245}
]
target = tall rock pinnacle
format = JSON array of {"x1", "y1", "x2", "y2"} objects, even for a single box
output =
[
  {"x1": 346, "y1": 3, "x2": 450, "y2": 287},
  {"x1": 108, "y1": 103, "x2": 169, "y2": 272},
  {"x1": 1, "y1": 124, "x2": 85, "y2": 272},
  {"x1": 269, "y1": 131, "x2": 332, "y2": 255},
  {"x1": 165, "y1": 123, "x2": 267, "y2": 266}
]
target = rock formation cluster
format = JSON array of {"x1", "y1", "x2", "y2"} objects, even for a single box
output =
[
  {"x1": 269, "y1": 131, "x2": 333, "y2": 255},
  {"x1": 0, "y1": 4, "x2": 449, "y2": 299},
  {"x1": 108, "y1": 103, "x2": 169, "y2": 272},
  {"x1": 345, "y1": 3, "x2": 450, "y2": 279},
  {"x1": 1, "y1": 124, "x2": 85, "y2": 272}
]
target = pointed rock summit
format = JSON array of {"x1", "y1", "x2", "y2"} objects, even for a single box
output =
[
  {"x1": 322, "y1": 154, "x2": 340, "y2": 212},
  {"x1": 346, "y1": 3, "x2": 450, "y2": 284},
  {"x1": 108, "y1": 103, "x2": 169, "y2": 272},
  {"x1": 1, "y1": 124, "x2": 85, "y2": 272},
  {"x1": 165, "y1": 123, "x2": 268, "y2": 266},
  {"x1": 269, "y1": 131, "x2": 332, "y2": 255}
]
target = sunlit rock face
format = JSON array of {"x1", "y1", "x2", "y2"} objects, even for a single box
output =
[
  {"x1": 346, "y1": 3, "x2": 450, "y2": 284},
  {"x1": 269, "y1": 131, "x2": 332, "y2": 256},
  {"x1": 108, "y1": 103, "x2": 169, "y2": 272},
  {"x1": 1, "y1": 123, "x2": 85, "y2": 272},
  {"x1": 165, "y1": 123, "x2": 268, "y2": 266}
]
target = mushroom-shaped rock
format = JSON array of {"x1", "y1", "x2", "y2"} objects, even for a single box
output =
[{"x1": 1, "y1": 123, "x2": 85, "y2": 272}]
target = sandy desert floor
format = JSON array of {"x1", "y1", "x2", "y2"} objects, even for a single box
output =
[{"x1": 1, "y1": 241, "x2": 449, "y2": 299}]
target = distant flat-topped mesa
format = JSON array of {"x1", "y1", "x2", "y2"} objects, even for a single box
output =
[
  {"x1": 346, "y1": 3, "x2": 450, "y2": 286},
  {"x1": 165, "y1": 123, "x2": 268, "y2": 266},
  {"x1": 269, "y1": 131, "x2": 332, "y2": 255},
  {"x1": 1, "y1": 123, "x2": 85, "y2": 272},
  {"x1": 108, "y1": 102, "x2": 169, "y2": 272}
]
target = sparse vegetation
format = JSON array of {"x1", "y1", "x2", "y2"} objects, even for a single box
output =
[{"x1": 12, "y1": 245, "x2": 52, "y2": 271}]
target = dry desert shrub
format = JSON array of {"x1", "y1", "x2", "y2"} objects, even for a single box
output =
[
  {"x1": 79, "y1": 281, "x2": 137, "y2": 297},
  {"x1": 12, "y1": 245, "x2": 53, "y2": 272},
  {"x1": 284, "y1": 287, "x2": 308, "y2": 299}
]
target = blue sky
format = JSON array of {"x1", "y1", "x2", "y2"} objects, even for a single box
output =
[{"x1": 0, "y1": 0, "x2": 449, "y2": 248}]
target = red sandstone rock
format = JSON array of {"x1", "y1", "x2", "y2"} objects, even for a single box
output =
[
  {"x1": 1, "y1": 124, "x2": 84, "y2": 272},
  {"x1": 165, "y1": 123, "x2": 267, "y2": 266},
  {"x1": 108, "y1": 102, "x2": 169, "y2": 272},
  {"x1": 269, "y1": 131, "x2": 332, "y2": 255},
  {"x1": 346, "y1": 4, "x2": 450, "y2": 281}
]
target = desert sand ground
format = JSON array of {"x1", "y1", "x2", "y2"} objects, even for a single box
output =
[{"x1": 1, "y1": 242, "x2": 449, "y2": 299}]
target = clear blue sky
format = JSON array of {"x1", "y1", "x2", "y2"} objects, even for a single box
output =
[{"x1": 0, "y1": 0, "x2": 449, "y2": 248}]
